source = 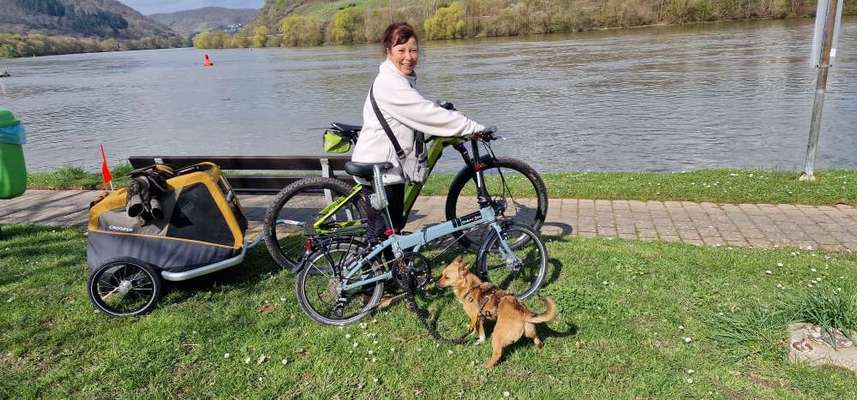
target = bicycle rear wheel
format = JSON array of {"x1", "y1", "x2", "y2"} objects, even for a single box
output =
[
  {"x1": 476, "y1": 223, "x2": 547, "y2": 300},
  {"x1": 263, "y1": 177, "x2": 368, "y2": 272},
  {"x1": 445, "y1": 157, "x2": 547, "y2": 251},
  {"x1": 295, "y1": 241, "x2": 384, "y2": 326}
]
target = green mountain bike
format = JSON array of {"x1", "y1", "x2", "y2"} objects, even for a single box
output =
[{"x1": 263, "y1": 105, "x2": 548, "y2": 272}]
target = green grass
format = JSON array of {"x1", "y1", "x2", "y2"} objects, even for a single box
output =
[
  {"x1": 28, "y1": 167, "x2": 857, "y2": 206},
  {"x1": 422, "y1": 169, "x2": 857, "y2": 205},
  {"x1": 2, "y1": 224, "x2": 857, "y2": 398},
  {"x1": 27, "y1": 164, "x2": 132, "y2": 190}
]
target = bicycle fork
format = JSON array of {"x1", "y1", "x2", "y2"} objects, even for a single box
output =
[{"x1": 489, "y1": 222, "x2": 523, "y2": 273}]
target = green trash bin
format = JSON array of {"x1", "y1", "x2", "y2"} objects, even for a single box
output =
[{"x1": 0, "y1": 108, "x2": 27, "y2": 199}]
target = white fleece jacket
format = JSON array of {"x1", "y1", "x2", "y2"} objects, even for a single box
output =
[{"x1": 352, "y1": 60, "x2": 485, "y2": 184}]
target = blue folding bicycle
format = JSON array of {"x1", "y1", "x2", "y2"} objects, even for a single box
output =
[{"x1": 295, "y1": 129, "x2": 548, "y2": 326}]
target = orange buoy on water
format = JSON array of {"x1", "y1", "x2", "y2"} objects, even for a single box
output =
[{"x1": 203, "y1": 54, "x2": 214, "y2": 67}]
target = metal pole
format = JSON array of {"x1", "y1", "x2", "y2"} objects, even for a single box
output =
[{"x1": 800, "y1": 0, "x2": 839, "y2": 182}]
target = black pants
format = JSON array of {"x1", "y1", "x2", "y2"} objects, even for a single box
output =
[{"x1": 364, "y1": 183, "x2": 405, "y2": 244}]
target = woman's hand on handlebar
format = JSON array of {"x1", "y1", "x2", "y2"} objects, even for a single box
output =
[{"x1": 471, "y1": 126, "x2": 498, "y2": 141}]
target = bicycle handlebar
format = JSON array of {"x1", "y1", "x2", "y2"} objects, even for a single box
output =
[{"x1": 472, "y1": 126, "x2": 501, "y2": 142}]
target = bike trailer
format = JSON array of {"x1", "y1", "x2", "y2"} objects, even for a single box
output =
[{"x1": 86, "y1": 162, "x2": 248, "y2": 274}]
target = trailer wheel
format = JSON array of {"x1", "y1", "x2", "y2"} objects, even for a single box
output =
[{"x1": 88, "y1": 258, "x2": 163, "y2": 317}]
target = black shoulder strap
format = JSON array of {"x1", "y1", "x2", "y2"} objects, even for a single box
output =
[{"x1": 370, "y1": 84, "x2": 406, "y2": 160}]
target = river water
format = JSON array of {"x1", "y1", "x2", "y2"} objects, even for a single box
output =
[{"x1": 1, "y1": 18, "x2": 855, "y2": 173}]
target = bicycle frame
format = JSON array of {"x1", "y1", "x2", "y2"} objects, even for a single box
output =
[
  {"x1": 337, "y1": 199, "x2": 515, "y2": 291},
  {"x1": 312, "y1": 136, "x2": 471, "y2": 232}
]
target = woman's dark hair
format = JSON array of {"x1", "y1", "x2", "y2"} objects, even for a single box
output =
[{"x1": 381, "y1": 22, "x2": 417, "y2": 55}]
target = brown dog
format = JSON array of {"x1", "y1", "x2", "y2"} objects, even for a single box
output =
[{"x1": 437, "y1": 256, "x2": 556, "y2": 368}]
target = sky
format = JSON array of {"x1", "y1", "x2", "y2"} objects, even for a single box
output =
[{"x1": 119, "y1": 0, "x2": 263, "y2": 15}]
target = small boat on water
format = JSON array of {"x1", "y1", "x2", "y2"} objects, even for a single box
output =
[{"x1": 0, "y1": 71, "x2": 10, "y2": 78}]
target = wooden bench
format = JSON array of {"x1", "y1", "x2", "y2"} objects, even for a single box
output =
[{"x1": 128, "y1": 156, "x2": 353, "y2": 194}]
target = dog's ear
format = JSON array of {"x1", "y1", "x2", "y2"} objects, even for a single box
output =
[
  {"x1": 457, "y1": 261, "x2": 468, "y2": 274},
  {"x1": 453, "y1": 255, "x2": 463, "y2": 264}
]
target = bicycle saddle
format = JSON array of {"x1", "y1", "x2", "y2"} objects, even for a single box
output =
[
  {"x1": 331, "y1": 122, "x2": 362, "y2": 133},
  {"x1": 345, "y1": 161, "x2": 394, "y2": 178}
]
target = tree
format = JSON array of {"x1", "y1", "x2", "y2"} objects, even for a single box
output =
[
  {"x1": 330, "y1": 7, "x2": 364, "y2": 44},
  {"x1": 252, "y1": 25, "x2": 269, "y2": 47},
  {"x1": 280, "y1": 15, "x2": 323, "y2": 47},
  {"x1": 232, "y1": 35, "x2": 250, "y2": 48},
  {"x1": 424, "y1": 2, "x2": 466, "y2": 40}
]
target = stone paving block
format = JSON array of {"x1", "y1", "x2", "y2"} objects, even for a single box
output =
[
  {"x1": 817, "y1": 222, "x2": 846, "y2": 233},
  {"x1": 595, "y1": 200, "x2": 613, "y2": 211},
  {"x1": 612, "y1": 200, "x2": 631, "y2": 210},
  {"x1": 739, "y1": 203, "x2": 762, "y2": 214},
  {"x1": 719, "y1": 231, "x2": 745, "y2": 241},
  {"x1": 618, "y1": 233, "x2": 638, "y2": 240},
  {"x1": 701, "y1": 236, "x2": 726, "y2": 246},
  {"x1": 637, "y1": 229, "x2": 658, "y2": 239},
  {"x1": 774, "y1": 223, "x2": 805, "y2": 233},
  {"x1": 678, "y1": 230, "x2": 701, "y2": 240},
  {"x1": 673, "y1": 222, "x2": 698, "y2": 230},
  {"x1": 660, "y1": 235, "x2": 681, "y2": 242},
  {"x1": 810, "y1": 235, "x2": 841, "y2": 245},
  {"x1": 655, "y1": 225, "x2": 678, "y2": 236},
  {"x1": 835, "y1": 204, "x2": 857, "y2": 216},
  {"x1": 652, "y1": 217, "x2": 673, "y2": 227},
  {"x1": 697, "y1": 227, "x2": 721, "y2": 237},
  {"x1": 560, "y1": 198, "x2": 577, "y2": 211},
  {"x1": 819, "y1": 244, "x2": 846, "y2": 251},
  {"x1": 738, "y1": 229, "x2": 766, "y2": 239},
  {"x1": 684, "y1": 239, "x2": 704, "y2": 246},
  {"x1": 746, "y1": 237, "x2": 773, "y2": 248},
  {"x1": 617, "y1": 224, "x2": 636, "y2": 235},
  {"x1": 829, "y1": 231, "x2": 857, "y2": 242},
  {"x1": 669, "y1": 213, "x2": 691, "y2": 223},
  {"x1": 756, "y1": 223, "x2": 783, "y2": 233}
]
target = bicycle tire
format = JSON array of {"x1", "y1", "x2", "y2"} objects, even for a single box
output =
[
  {"x1": 445, "y1": 157, "x2": 548, "y2": 251},
  {"x1": 476, "y1": 223, "x2": 547, "y2": 300},
  {"x1": 88, "y1": 257, "x2": 163, "y2": 317},
  {"x1": 295, "y1": 241, "x2": 384, "y2": 326},
  {"x1": 263, "y1": 177, "x2": 368, "y2": 273}
]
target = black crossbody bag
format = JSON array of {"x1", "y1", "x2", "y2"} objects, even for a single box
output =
[{"x1": 369, "y1": 85, "x2": 428, "y2": 183}]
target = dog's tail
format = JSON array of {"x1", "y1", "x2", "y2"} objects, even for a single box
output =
[{"x1": 526, "y1": 297, "x2": 557, "y2": 323}]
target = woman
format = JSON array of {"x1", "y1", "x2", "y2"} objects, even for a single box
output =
[{"x1": 352, "y1": 22, "x2": 486, "y2": 243}]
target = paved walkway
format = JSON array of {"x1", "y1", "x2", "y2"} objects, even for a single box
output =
[{"x1": 2, "y1": 190, "x2": 856, "y2": 252}]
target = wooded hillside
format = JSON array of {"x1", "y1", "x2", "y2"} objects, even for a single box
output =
[
  {"x1": 0, "y1": 0, "x2": 184, "y2": 57},
  {"x1": 149, "y1": 7, "x2": 258, "y2": 38},
  {"x1": 214, "y1": 0, "x2": 854, "y2": 48}
]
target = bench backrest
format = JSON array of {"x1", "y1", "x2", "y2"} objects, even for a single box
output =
[{"x1": 128, "y1": 156, "x2": 353, "y2": 194}]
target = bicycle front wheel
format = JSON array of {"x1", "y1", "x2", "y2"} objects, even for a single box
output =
[
  {"x1": 296, "y1": 241, "x2": 384, "y2": 326},
  {"x1": 445, "y1": 157, "x2": 548, "y2": 251},
  {"x1": 477, "y1": 223, "x2": 547, "y2": 300},
  {"x1": 263, "y1": 177, "x2": 368, "y2": 272}
]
